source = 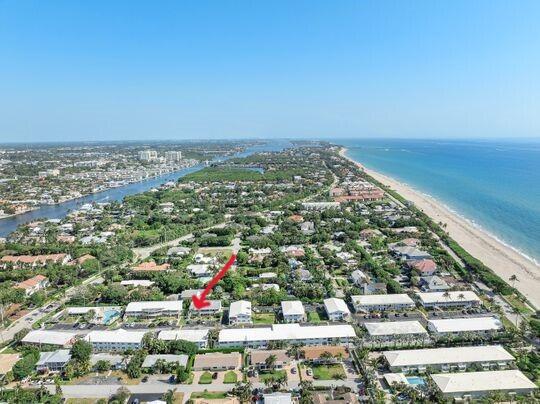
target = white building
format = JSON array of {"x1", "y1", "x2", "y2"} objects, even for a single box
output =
[
  {"x1": 22, "y1": 330, "x2": 77, "y2": 348},
  {"x1": 323, "y1": 298, "x2": 351, "y2": 321},
  {"x1": 281, "y1": 300, "x2": 306, "y2": 323},
  {"x1": 85, "y1": 329, "x2": 147, "y2": 352},
  {"x1": 427, "y1": 316, "x2": 503, "y2": 336},
  {"x1": 431, "y1": 370, "x2": 537, "y2": 399},
  {"x1": 383, "y1": 345, "x2": 515, "y2": 373},
  {"x1": 36, "y1": 350, "x2": 71, "y2": 372},
  {"x1": 164, "y1": 151, "x2": 182, "y2": 161},
  {"x1": 219, "y1": 323, "x2": 356, "y2": 349},
  {"x1": 364, "y1": 321, "x2": 428, "y2": 342},
  {"x1": 351, "y1": 294, "x2": 415, "y2": 312},
  {"x1": 416, "y1": 291, "x2": 481, "y2": 308},
  {"x1": 229, "y1": 300, "x2": 252, "y2": 325},
  {"x1": 142, "y1": 354, "x2": 188, "y2": 369},
  {"x1": 189, "y1": 299, "x2": 222, "y2": 316},
  {"x1": 138, "y1": 150, "x2": 157, "y2": 161},
  {"x1": 301, "y1": 202, "x2": 340, "y2": 210},
  {"x1": 158, "y1": 329, "x2": 210, "y2": 349},
  {"x1": 188, "y1": 264, "x2": 212, "y2": 278},
  {"x1": 120, "y1": 280, "x2": 155, "y2": 288},
  {"x1": 124, "y1": 301, "x2": 183, "y2": 318}
]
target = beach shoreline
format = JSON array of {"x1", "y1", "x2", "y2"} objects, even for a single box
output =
[{"x1": 339, "y1": 147, "x2": 540, "y2": 309}]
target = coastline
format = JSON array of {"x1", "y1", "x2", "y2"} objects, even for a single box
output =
[{"x1": 339, "y1": 147, "x2": 540, "y2": 309}]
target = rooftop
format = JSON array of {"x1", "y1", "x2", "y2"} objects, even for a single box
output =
[
  {"x1": 431, "y1": 370, "x2": 537, "y2": 394},
  {"x1": 125, "y1": 300, "x2": 183, "y2": 313},
  {"x1": 364, "y1": 321, "x2": 427, "y2": 336},
  {"x1": 383, "y1": 345, "x2": 514, "y2": 367},
  {"x1": 428, "y1": 316, "x2": 502, "y2": 333},
  {"x1": 85, "y1": 329, "x2": 147, "y2": 344},
  {"x1": 323, "y1": 298, "x2": 350, "y2": 314},
  {"x1": 351, "y1": 294, "x2": 414, "y2": 306},
  {"x1": 281, "y1": 300, "x2": 305, "y2": 316},
  {"x1": 416, "y1": 290, "x2": 481, "y2": 304}
]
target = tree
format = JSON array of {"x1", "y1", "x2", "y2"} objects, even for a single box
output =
[
  {"x1": 232, "y1": 381, "x2": 253, "y2": 403},
  {"x1": 70, "y1": 339, "x2": 92, "y2": 364},
  {"x1": 509, "y1": 274, "x2": 518, "y2": 289},
  {"x1": 175, "y1": 365, "x2": 190, "y2": 383},
  {"x1": 162, "y1": 388, "x2": 176, "y2": 404},
  {"x1": 265, "y1": 354, "x2": 277, "y2": 371},
  {"x1": 110, "y1": 387, "x2": 130, "y2": 404},
  {"x1": 299, "y1": 381, "x2": 313, "y2": 404},
  {"x1": 319, "y1": 351, "x2": 335, "y2": 364},
  {"x1": 95, "y1": 360, "x2": 111, "y2": 372}
]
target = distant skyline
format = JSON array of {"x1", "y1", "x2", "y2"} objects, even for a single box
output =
[{"x1": 1, "y1": 0, "x2": 539, "y2": 142}]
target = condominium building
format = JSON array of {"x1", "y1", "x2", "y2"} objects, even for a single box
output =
[
  {"x1": 323, "y1": 298, "x2": 351, "y2": 321},
  {"x1": 85, "y1": 329, "x2": 147, "y2": 352},
  {"x1": 427, "y1": 316, "x2": 503, "y2": 337},
  {"x1": 281, "y1": 300, "x2": 306, "y2": 323},
  {"x1": 218, "y1": 323, "x2": 356, "y2": 349},
  {"x1": 228, "y1": 300, "x2": 252, "y2": 325},
  {"x1": 351, "y1": 294, "x2": 415, "y2": 312},
  {"x1": 383, "y1": 345, "x2": 514, "y2": 373},
  {"x1": 158, "y1": 329, "x2": 210, "y2": 349},
  {"x1": 416, "y1": 291, "x2": 481, "y2": 308},
  {"x1": 124, "y1": 301, "x2": 183, "y2": 318}
]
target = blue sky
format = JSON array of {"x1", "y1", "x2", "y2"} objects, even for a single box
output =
[{"x1": 1, "y1": 0, "x2": 539, "y2": 142}]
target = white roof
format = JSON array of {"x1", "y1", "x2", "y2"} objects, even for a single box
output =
[
  {"x1": 428, "y1": 316, "x2": 502, "y2": 333},
  {"x1": 37, "y1": 350, "x2": 71, "y2": 365},
  {"x1": 431, "y1": 370, "x2": 536, "y2": 394},
  {"x1": 142, "y1": 354, "x2": 188, "y2": 368},
  {"x1": 365, "y1": 321, "x2": 427, "y2": 336},
  {"x1": 125, "y1": 300, "x2": 183, "y2": 313},
  {"x1": 22, "y1": 330, "x2": 76, "y2": 346},
  {"x1": 384, "y1": 345, "x2": 514, "y2": 367},
  {"x1": 158, "y1": 329, "x2": 210, "y2": 343},
  {"x1": 264, "y1": 392, "x2": 293, "y2": 404},
  {"x1": 219, "y1": 323, "x2": 356, "y2": 343},
  {"x1": 188, "y1": 264, "x2": 210, "y2": 274},
  {"x1": 85, "y1": 329, "x2": 146, "y2": 344},
  {"x1": 383, "y1": 372, "x2": 408, "y2": 386},
  {"x1": 229, "y1": 300, "x2": 252, "y2": 317},
  {"x1": 281, "y1": 300, "x2": 305, "y2": 316},
  {"x1": 352, "y1": 294, "x2": 414, "y2": 306},
  {"x1": 351, "y1": 270, "x2": 367, "y2": 282},
  {"x1": 416, "y1": 290, "x2": 481, "y2": 304},
  {"x1": 324, "y1": 298, "x2": 350, "y2": 314},
  {"x1": 120, "y1": 280, "x2": 155, "y2": 287}
]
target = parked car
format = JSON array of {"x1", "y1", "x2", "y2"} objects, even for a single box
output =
[{"x1": 212, "y1": 372, "x2": 218, "y2": 379}]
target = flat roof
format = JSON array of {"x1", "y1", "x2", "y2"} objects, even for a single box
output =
[
  {"x1": 323, "y1": 298, "x2": 350, "y2": 314},
  {"x1": 22, "y1": 330, "x2": 76, "y2": 346},
  {"x1": 85, "y1": 329, "x2": 147, "y2": 344},
  {"x1": 142, "y1": 354, "x2": 188, "y2": 368},
  {"x1": 37, "y1": 350, "x2": 71, "y2": 366},
  {"x1": 428, "y1": 316, "x2": 502, "y2": 333},
  {"x1": 416, "y1": 291, "x2": 481, "y2": 304},
  {"x1": 351, "y1": 294, "x2": 414, "y2": 306},
  {"x1": 384, "y1": 345, "x2": 514, "y2": 367},
  {"x1": 281, "y1": 300, "x2": 305, "y2": 316},
  {"x1": 219, "y1": 323, "x2": 356, "y2": 343},
  {"x1": 365, "y1": 321, "x2": 427, "y2": 336},
  {"x1": 158, "y1": 328, "x2": 209, "y2": 342},
  {"x1": 193, "y1": 352, "x2": 242, "y2": 369},
  {"x1": 229, "y1": 300, "x2": 251, "y2": 317},
  {"x1": 431, "y1": 370, "x2": 537, "y2": 394},
  {"x1": 125, "y1": 300, "x2": 183, "y2": 313}
]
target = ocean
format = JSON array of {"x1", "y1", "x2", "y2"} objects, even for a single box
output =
[{"x1": 338, "y1": 138, "x2": 540, "y2": 264}]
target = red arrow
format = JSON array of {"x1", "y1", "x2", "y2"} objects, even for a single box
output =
[{"x1": 191, "y1": 253, "x2": 237, "y2": 309}]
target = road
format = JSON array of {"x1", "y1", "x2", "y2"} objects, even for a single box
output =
[{"x1": 0, "y1": 272, "x2": 104, "y2": 346}]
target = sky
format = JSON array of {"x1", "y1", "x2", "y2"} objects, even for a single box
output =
[{"x1": 1, "y1": 0, "x2": 539, "y2": 142}]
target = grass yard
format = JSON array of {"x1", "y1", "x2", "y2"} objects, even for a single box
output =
[
  {"x1": 307, "y1": 311, "x2": 322, "y2": 323},
  {"x1": 198, "y1": 371, "x2": 213, "y2": 384},
  {"x1": 311, "y1": 364, "x2": 346, "y2": 380},
  {"x1": 253, "y1": 312, "x2": 276, "y2": 324},
  {"x1": 504, "y1": 294, "x2": 533, "y2": 315},
  {"x1": 223, "y1": 370, "x2": 238, "y2": 383},
  {"x1": 191, "y1": 391, "x2": 228, "y2": 399},
  {"x1": 258, "y1": 369, "x2": 286, "y2": 381},
  {"x1": 66, "y1": 400, "x2": 107, "y2": 404}
]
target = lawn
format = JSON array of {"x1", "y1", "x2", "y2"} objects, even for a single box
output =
[
  {"x1": 198, "y1": 371, "x2": 213, "y2": 384},
  {"x1": 223, "y1": 371, "x2": 238, "y2": 384},
  {"x1": 191, "y1": 391, "x2": 228, "y2": 399},
  {"x1": 504, "y1": 294, "x2": 533, "y2": 315},
  {"x1": 311, "y1": 364, "x2": 346, "y2": 380},
  {"x1": 253, "y1": 312, "x2": 276, "y2": 324},
  {"x1": 258, "y1": 369, "x2": 286, "y2": 381},
  {"x1": 307, "y1": 311, "x2": 321, "y2": 323}
]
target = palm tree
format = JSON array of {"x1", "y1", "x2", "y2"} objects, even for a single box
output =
[
  {"x1": 299, "y1": 381, "x2": 313, "y2": 404},
  {"x1": 232, "y1": 381, "x2": 252, "y2": 403},
  {"x1": 442, "y1": 290, "x2": 451, "y2": 300},
  {"x1": 287, "y1": 344, "x2": 303, "y2": 360},
  {"x1": 162, "y1": 389, "x2": 176, "y2": 404},
  {"x1": 265, "y1": 354, "x2": 277, "y2": 371},
  {"x1": 320, "y1": 351, "x2": 335, "y2": 364}
]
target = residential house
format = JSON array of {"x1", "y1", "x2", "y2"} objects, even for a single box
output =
[
  {"x1": 15, "y1": 274, "x2": 49, "y2": 296},
  {"x1": 229, "y1": 300, "x2": 252, "y2": 325},
  {"x1": 192, "y1": 352, "x2": 242, "y2": 371},
  {"x1": 281, "y1": 300, "x2": 306, "y2": 323},
  {"x1": 36, "y1": 350, "x2": 71, "y2": 372},
  {"x1": 249, "y1": 349, "x2": 290, "y2": 371}
]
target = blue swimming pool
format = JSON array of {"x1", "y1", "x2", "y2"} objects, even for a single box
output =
[
  {"x1": 102, "y1": 309, "x2": 120, "y2": 324},
  {"x1": 406, "y1": 376, "x2": 426, "y2": 386}
]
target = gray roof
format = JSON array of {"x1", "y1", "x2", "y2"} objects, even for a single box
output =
[
  {"x1": 37, "y1": 350, "x2": 71, "y2": 366},
  {"x1": 142, "y1": 354, "x2": 188, "y2": 368}
]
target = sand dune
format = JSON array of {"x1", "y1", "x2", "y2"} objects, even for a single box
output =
[{"x1": 340, "y1": 148, "x2": 540, "y2": 309}]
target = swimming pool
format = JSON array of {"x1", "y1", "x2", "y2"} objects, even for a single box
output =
[
  {"x1": 406, "y1": 376, "x2": 426, "y2": 386},
  {"x1": 102, "y1": 309, "x2": 120, "y2": 324}
]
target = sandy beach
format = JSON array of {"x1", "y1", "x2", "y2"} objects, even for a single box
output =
[{"x1": 339, "y1": 148, "x2": 540, "y2": 309}]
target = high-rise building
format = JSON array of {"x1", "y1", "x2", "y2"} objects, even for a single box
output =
[
  {"x1": 138, "y1": 150, "x2": 157, "y2": 161},
  {"x1": 164, "y1": 151, "x2": 182, "y2": 161}
]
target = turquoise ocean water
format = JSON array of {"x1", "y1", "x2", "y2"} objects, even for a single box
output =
[{"x1": 338, "y1": 139, "x2": 540, "y2": 264}]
